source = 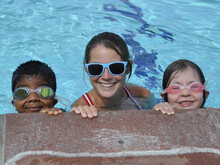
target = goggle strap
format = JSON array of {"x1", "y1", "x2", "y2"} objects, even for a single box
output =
[
  {"x1": 9, "y1": 95, "x2": 71, "y2": 108},
  {"x1": 203, "y1": 78, "x2": 211, "y2": 86},
  {"x1": 9, "y1": 96, "x2": 13, "y2": 101},
  {"x1": 160, "y1": 79, "x2": 210, "y2": 94},
  {"x1": 160, "y1": 90, "x2": 166, "y2": 95},
  {"x1": 55, "y1": 95, "x2": 71, "y2": 107}
]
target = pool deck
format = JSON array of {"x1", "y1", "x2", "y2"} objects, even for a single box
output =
[{"x1": 1, "y1": 108, "x2": 220, "y2": 164}]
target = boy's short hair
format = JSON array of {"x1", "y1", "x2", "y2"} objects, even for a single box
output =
[{"x1": 12, "y1": 60, "x2": 56, "y2": 92}]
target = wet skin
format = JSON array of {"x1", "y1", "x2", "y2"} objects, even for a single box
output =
[
  {"x1": 167, "y1": 67, "x2": 205, "y2": 110},
  {"x1": 86, "y1": 44, "x2": 128, "y2": 107},
  {"x1": 12, "y1": 75, "x2": 57, "y2": 113}
]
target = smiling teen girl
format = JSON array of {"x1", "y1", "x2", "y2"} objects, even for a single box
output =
[{"x1": 70, "y1": 32, "x2": 157, "y2": 118}]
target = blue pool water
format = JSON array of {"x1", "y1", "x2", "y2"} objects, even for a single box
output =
[{"x1": 0, "y1": 0, "x2": 219, "y2": 114}]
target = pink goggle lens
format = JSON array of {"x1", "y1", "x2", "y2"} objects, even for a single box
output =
[{"x1": 165, "y1": 83, "x2": 205, "y2": 94}]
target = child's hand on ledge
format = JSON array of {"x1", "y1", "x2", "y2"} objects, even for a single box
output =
[
  {"x1": 69, "y1": 105, "x2": 97, "y2": 119},
  {"x1": 153, "y1": 102, "x2": 175, "y2": 115},
  {"x1": 40, "y1": 108, "x2": 63, "y2": 116}
]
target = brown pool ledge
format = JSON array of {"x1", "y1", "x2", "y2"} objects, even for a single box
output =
[{"x1": 1, "y1": 108, "x2": 220, "y2": 165}]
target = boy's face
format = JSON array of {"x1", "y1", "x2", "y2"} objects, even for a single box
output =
[{"x1": 12, "y1": 75, "x2": 57, "y2": 113}]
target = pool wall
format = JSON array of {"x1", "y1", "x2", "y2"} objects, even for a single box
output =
[{"x1": 1, "y1": 109, "x2": 220, "y2": 164}]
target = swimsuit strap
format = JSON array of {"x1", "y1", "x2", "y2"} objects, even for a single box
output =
[
  {"x1": 123, "y1": 86, "x2": 143, "y2": 110},
  {"x1": 83, "y1": 93, "x2": 94, "y2": 106}
]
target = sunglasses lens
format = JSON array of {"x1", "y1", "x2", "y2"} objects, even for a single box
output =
[
  {"x1": 14, "y1": 89, "x2": 28, "y2": 99},
  {"x1": 109, "y1": 63, "x2": 125, "y2": 75},
  {"x1": 39, "y1": 87, "x2": 54, "y2": 98},
  {"x1": 88, "y1": 64, "x2": 103, "y2": 76}
]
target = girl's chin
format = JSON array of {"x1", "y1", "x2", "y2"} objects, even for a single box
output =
[
  {"x1": 100, "y1": 93, "x2": 116, "y2": 99},
  {"x1": 177, "y1": 103, "x2": 199, "y2": 109}
]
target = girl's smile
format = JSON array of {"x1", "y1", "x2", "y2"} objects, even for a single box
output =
[{"x1": 167, "y1": 67, "x2": 205, "y2": 110}]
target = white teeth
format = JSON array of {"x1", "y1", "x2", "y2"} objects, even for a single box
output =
[
  {"x1": 180, "y1": 101, "x2": 192, "y2": 104},
  {"x1": 101, "y1": 83, "x2": 113, "y2": 87}
]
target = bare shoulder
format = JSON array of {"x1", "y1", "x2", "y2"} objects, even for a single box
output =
[
  {"x1": 73, "y1": 90, "x2": 95, "y2": 107},
  {"x1": 72, "y1": 96, "x2": 87, "y2": 107},
  {"x1": 125, "y1": 84, "x2": 151, "y2": 98}
]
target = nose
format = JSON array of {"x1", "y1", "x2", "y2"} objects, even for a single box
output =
[
  {"x1": 180, "y1": 88, "x2": 191, "y2": 97},
  {"x1": 101, "y1": 68, "x2": 112, "y2": 79},
  {"x1": 27, "y1": 92, "x2": 40, "y2": 102}
]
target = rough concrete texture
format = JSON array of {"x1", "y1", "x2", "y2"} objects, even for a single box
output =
[
  {"x1": 0, "y1": 115, "x2": 5, "y2": 165},
  {"x1": 1, "y1": 108, "x2": 220, "y2": 164}
]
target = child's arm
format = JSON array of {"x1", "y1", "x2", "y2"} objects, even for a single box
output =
[{"x1": 153, "y1": 102, "x2": 175, "y2": 115}]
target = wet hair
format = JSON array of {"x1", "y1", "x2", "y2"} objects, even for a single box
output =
[
  {"x1": 84, "y1": 32, "x2": 132, "y2": 78},
  {"x1": 162, "y1": 59, "x2": 207, "y2": 107},
  {"x1": 12, "y1": 60, "x2": 56, "y2": 92}
]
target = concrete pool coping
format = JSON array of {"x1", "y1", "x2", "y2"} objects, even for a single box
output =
[
  {"x1": 1, "y1": 108, "x2": 220, "y2": 164},
  {"x1": 0, "y1": 115, "x2": 5, "y2": 165}
]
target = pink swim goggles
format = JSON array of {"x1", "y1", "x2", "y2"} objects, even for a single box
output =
[{"x1": 160, "y1": 81, "x2": 208, "y2": 94}]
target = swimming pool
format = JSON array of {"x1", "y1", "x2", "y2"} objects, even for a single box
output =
[{"x1": 0, "y1": 0, "x2": 219, "y2": 114}]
